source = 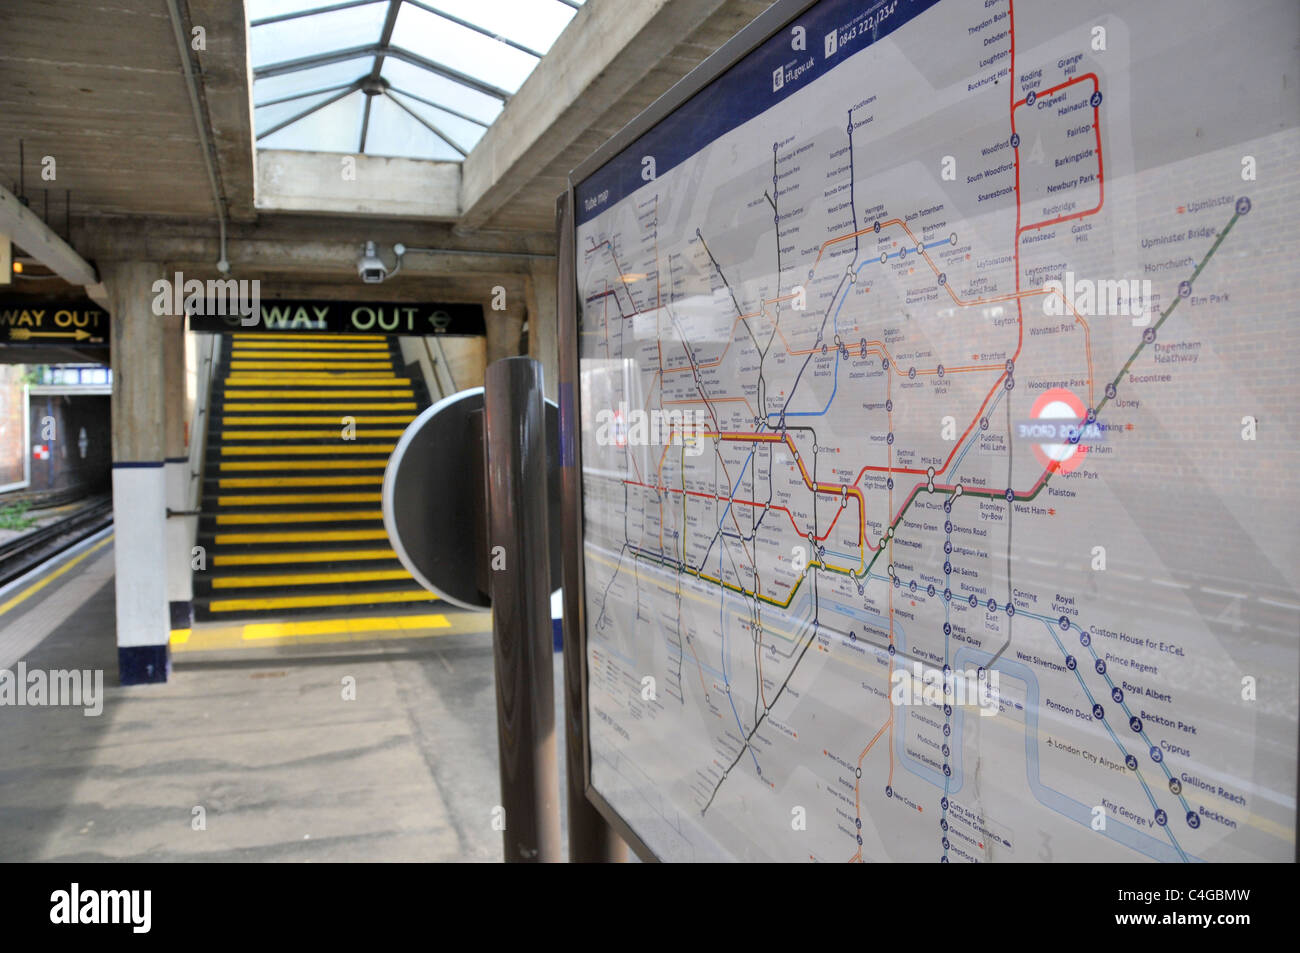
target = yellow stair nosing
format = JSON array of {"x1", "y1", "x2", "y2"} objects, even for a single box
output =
[
  {"x1": 211, "y1": 568, "x2": 412, "y2": 589},
  {"x1": 217, "y1": 476, "x2": 385, "y2": 488},
  {"x1": 219, "y1": 445, "x2": 396, "y2": 456},
  {"x1": 219, "y1": 429, "x2": 407, "y2": 440},
  {"x1": 217, "y1": 455, "x2": 390, "y2": 465},
  {"x1": 216, "y1": 493, "x2": 382, "y2": 505},
  {"x1": 215, "y1": 510, "x2": 383, "y2": 525},
  {"x1": 213, "y1": 548, "x2": 398, "y2": 565},
  {"x1": 221, "y1": 403, "x2": 416, "y2": 411},
  {"x1": 213, "y1": 529, "x2": 389, "y2": 543},
  {"x1": 208, "y1": 589, "x2": 437, "y2": 612}
]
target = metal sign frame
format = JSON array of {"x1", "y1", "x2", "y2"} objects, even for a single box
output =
[
  {"x1": 560, "y1": 0, "x2": 1300, "y2": 864},
  {"x1": 557, "y1": 0, "x2": 824, "y2": 863}
]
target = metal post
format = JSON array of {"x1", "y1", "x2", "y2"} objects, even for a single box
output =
[
  {"x1": 483, "y1": 356, "x2": 562, "y2": 862},
  {"x1": 555, "y1": 190, "x2": 628, "y2": 862}
]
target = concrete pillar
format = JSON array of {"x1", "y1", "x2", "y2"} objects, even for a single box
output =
[
  {"x1": 104, "y1": 260, "x2": 170, "y2": 685},
  {"x1": 163, "y1": 313, "x2": 192, "y2": 630},
  {"x1": 485, "y1": 287, "x2": 525, "y2": 366},
  {"x1": 526, "y1": 260, "x2": 558, "y2": 402}
]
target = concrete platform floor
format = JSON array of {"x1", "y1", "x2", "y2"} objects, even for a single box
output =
[{"x1": 0, "y1": 534, "x2": 566, "y2": 862}]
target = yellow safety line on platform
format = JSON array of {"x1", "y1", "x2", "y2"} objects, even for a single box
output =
[
  {"x1": 241, "y1": 613, "x2": 451, "y2": 638},
  {"x1": 208, "y1": 589, "x2": 436, "y2": 612},
  {"x1": 0, "y1": 534, "x2": 113, "y2": 617},
  {"x1": 214, "y1": 529, "x2": 388, "y2": 544},
  {"x1": 217, "y1": 492, "x2": 381, "y2": 505},
  {"x1": 213, "y1": 548, "x2": 396, "y2": 565},
  {"x1": 215, "y1": 510, "x2": 382, "y2": 525},
  {"x1": 170, "y1": 612, "x2": 487, "y2": 652},
  {"x1": 212, "y1": 568, "x2": 411, "y2": 588},
  {"x1": 217, "y1": 475, "x2": 385, "y2": 488}
]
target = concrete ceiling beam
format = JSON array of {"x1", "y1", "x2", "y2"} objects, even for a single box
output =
[
  {"x1": 458, "y1": 0, "x2": 728, "y2": 230},
  {"x1": 0, "y1": 182, "x2": 98, "y2": 285},
  {"x1": 255, "y1": 151, "x2": 461, "y2": 219}
]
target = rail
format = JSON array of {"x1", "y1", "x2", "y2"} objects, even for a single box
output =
[
  {"x1": 183, "y1": 333, "x2": 220, "y2": 541},
  {"x1": 0, "y1": 497, "x2": 113, "y2": 588}
]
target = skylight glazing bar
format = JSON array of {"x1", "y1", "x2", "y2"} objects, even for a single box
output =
[
  {"x1": 404, "y1": 0, "x2": 545, "y2": 58},
  {"x1": 368, "y1": 0, "x2": 404, "y2": 81},
  {"x1": 388, "y1": 87, "x2": 491, "y2": 127},
  {"x1": 256, "y1": 83, "x2": 360, "y2": 139},
  {"x1": 254, "y1": 44, "x2": 381, "y2": 79},
  {"x1": 384, "y1": 46, "x2": 510, "y2": 100},
  {"x1": 382, "y1": 89, "x2": 468, "y2": 155},
  {"x1": 250, "y1": 0, "x2": 385, "y2": 28},
  {"x1": 359, "y1": 95, "x2": 374, "y2": 152},
  {"x1": 255, "y1": 81, "x2": 357, "y2": 109}
]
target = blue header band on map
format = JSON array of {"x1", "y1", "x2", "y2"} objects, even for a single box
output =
[{"x1": 574, "y1": 0, "x2": 945, "y2": 227}]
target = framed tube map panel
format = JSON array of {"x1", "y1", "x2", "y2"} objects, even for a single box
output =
[{"x1": 561, "y1": 0, "x2": 1299, "y2": 862}]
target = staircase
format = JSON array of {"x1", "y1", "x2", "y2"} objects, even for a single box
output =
[{"x1": 193, "y1": 333, "x2": 439, "y2": 622}]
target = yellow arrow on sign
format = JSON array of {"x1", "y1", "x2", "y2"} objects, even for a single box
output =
[{"x1": 7, "y1": 328, "x2": 93, "y2": 341}]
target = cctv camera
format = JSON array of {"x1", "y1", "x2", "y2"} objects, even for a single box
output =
[{"x1": 358, "y1": 241, "x2": 388, "y2": 284}]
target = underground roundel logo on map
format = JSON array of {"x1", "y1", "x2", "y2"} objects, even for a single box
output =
[{"x1": 1026, "y1": 387, "x2": 1092, "y2": 475}]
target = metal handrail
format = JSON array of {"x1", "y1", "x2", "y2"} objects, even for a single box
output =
[{"x1": 185, "y1": 333, "x2": 220, "y2": 536}]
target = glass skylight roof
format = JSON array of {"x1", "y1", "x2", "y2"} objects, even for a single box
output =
[{"x1": 248, "y1": 0, "x2": 583, "y2": 160}]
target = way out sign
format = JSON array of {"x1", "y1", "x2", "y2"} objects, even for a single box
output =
[
  {"x1": 0, "y1": 296, "x2": 109, "y2": 346},
  {"x1": 188, "y1": 299, "x2": 485, "y2": 336}
]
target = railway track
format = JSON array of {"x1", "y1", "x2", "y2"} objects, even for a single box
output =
[{"x1": 0, "y1": 498, "x2": 114, "y2": 589}]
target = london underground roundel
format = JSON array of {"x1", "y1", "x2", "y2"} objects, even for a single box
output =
[{"x1": 1027, "y1": 387, "x2": 1091, "y2": 475}]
